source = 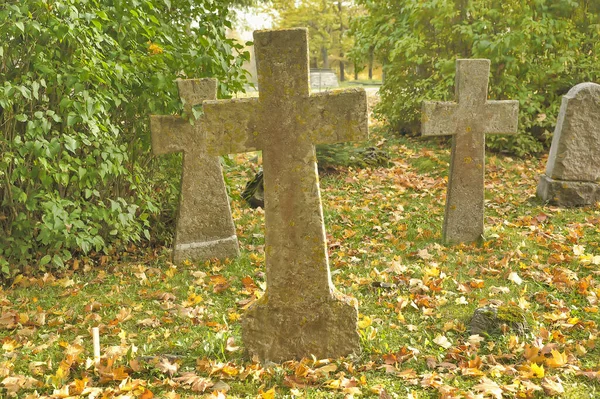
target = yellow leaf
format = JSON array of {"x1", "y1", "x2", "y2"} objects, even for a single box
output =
[
  {"x1": 358, "y1": 316, "x2": 372, "y2": 329},
  {"x1": 546, "y1": 350, "x2": 568, "y2": 368},
  {"x1": 258, "y1": 387, "x2": 276, "y2": 399},
  {"x1": 531, "y1": 363, "x2": 545, "y2": 378}
]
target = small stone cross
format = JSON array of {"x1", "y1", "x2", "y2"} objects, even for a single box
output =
[
  {"x1": 202, "y1": 28, "x2": 368, "y2": 361},
  {"x1": 150, "y1": 79, "x2": 239, "y2": 263},
  {"x1": 422, "y1": 59, "x2": 519, "y2": 244}
]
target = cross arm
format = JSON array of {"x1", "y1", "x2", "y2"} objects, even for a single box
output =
[
  {"x1": 421, "y1": 101, "x2": 459, "y2": 137},
  {"x1": 150, "y1": 115, "x2": 194, "y2": 155},
  {"x1": 202, "y1": 97, "x2": 261, "y2": 156},
  {"x1": 306, "y1": 88, "x2": 369, "y2": 144},
  {"x1": 483, "y1": 100, "x2": 519, "y2": 135}
]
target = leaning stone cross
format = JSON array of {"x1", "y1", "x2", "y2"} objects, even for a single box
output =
[
  {"x1": 421, "y1": 59, "x2": 519, "y2": 244},
  {"x1": 202, "y1": 28, "x2": 368, "y2": 361},
  {"x1": 150, "y1": 79, "x2": 239, "y2": 263}
]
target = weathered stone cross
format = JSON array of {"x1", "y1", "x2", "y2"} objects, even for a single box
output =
[
  {"x1": 202, "y1": 28, "x2": 368, "y2": 361},
  {"x1": 150, "y1": 79, "x2": 239, "y2": 263},
  {"x1": 422, "y1": 59, "x2": 519, "y2": 244}
]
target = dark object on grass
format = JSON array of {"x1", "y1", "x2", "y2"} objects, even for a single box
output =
[
  {"x1": 371, "y1": 281, "x2": 396, "y2": 289},
  {"x1": 469, "y1": 305, "x2": 529, "y2": 336},
  {"x1": 241, "y1": 145, "x2": 391, "y2": 208},
  {"x1": 316, "y1": 144, "x2": 391, "y2": 170},
  {"x1": 241, "y1": 169, "x2": 264, "y2": 209}
]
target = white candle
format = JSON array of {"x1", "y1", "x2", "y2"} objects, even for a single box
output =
[{"x1": 92, "y1": 327, "x2": 100, "y2": 366}]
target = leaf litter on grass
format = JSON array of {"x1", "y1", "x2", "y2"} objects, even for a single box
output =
[{"x1": 2, "y1": 122, "x2": 600, "y2": 398}]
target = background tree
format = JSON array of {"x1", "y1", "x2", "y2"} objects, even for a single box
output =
[
  {"x1": 0, "y1": 0, "x2": 250, "y2": 274},
  {"x1": 353, "y1": 0, "x2": 600, "y2": 155},
  {"x1": 268, "y1": 0, "x2": 359, "y2": 81}
]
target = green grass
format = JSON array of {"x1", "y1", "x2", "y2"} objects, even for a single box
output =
[{"x1": 1, "y1": 126, "x2": 599, "y2": 398}]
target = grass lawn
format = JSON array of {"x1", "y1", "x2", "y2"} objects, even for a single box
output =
[{"x1": 1, "y1": 121, "x2": 599, "y2": 398}]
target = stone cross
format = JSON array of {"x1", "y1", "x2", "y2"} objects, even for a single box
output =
[
  {"x1": 202, "y1": 28, "x2": 368, "y2": 361},
  {"x1": 421, "y1": 59, "x2": 519, "y2": 244},
  {"x1": 150, "y1": 79, "x2": 239, "y2": 264},
  {"x1": 537, "y1": 82, "x2": 600, "y2": 206}
]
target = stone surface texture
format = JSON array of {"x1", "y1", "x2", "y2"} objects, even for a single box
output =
[
  {"x1": 537, "y1": 82, "x2": 600, "y2": 206},
  {"x1": 421, "y1": 59, "x2": 519, "y2": 244},
  {"x1": 202, "y1": 28, "x2": 368, "y2": 362},
  {"x1": 469, "y1": 305, "x2": 529, "y2": 336},
  {"x1": 150, "y1": 79, "x2": 239, "y2": 264}
]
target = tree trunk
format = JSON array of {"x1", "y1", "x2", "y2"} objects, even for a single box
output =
[
  {"x1": 321, "y1": 46, "x2": 329, "y2": 69},
  {"x1": 353, "y1": 62, "x2": 358, "y2": 80},
  {"x1": 368, "y1": 46, "x2": 374, "y2": 80},
  {"x1": 310, "y1": 56, "x2": 318, "y2": 69},
  {"x1": 455, "y1": 0, "x2": 469, "y2": 57},
  {"x1": 339, "y1": 52, "x2": 345, "y2": 81}
]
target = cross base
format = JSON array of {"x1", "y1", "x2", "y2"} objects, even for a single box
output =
[
  {"x1": 241, "y1": 291, "x2": 359, "y2": 362},
  {"x1": 537, "y1": 175, "x2": 600, "y2": 207},
  {"x1": 172, "y1": 235, "x2": 239, "y2": 264}
]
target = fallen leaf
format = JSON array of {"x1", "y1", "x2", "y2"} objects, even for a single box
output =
[
  {"x1": 508, "y1": 272, "x2": 523, "y2": 285},
  {"x1": 433, "y1": 335, "x2": 452, "y2": 349},
  {"x1": 541, "y1": 376, "x2": 565, "y2": 396},
  {"x1": 472, "y1": 377, "x2": 503, "y2": 399},
  {"x1": 174, "y1": 372, "x2": 213, "y2": 392}
]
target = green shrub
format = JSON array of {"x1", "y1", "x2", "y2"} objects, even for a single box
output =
[
  {"x1": 0, "y1": 0, "x2": 250, "y2": 275},
  {"x1": 351, "y1": 0, "x2": 600, "y2": 156}
]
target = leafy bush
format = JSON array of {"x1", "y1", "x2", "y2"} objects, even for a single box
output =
[
  {"x1": 351, "y1": 0, "x2": 600, "y2": 156},
  {"x1": 0, "y1": 0, "x2": 250, "y2": 275}
]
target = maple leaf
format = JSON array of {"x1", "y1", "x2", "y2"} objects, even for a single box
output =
[
  {"x1": 577, "y1": 370, "x2": 600, "y2": 381},
  {"x1": 507, "y1": 272, "x2": 523, "y2": 285},
  {"x1": 157, "y1": 357, "x2": 179, "y2": 376},
  {"x1": 530, "y1": 363, "x2": 545, "y2": 378},
  {"x1": 2, "y1": 375, "x2": 42, "y2": 394},
  {"x1": 472, "y1": 377, "x2": 503, "y2": 399},
  {"x1": 225, "y1": 336, "x2": 239, "y2": 353},
  {"x1": 115, "y1": 307, "x2": 133, "y2": 323},
  {"x1": 358, "y1": 315, "x2": 372, "y2": 329},
  {"x1": 259, "y1": 387, "x2": 276, "y2": 398},
  {"x1": 541, "y1": 376, "x2": 565, "y2": 396},
  {"x1": 545, "y1": 350, "x2": 568, "y2": 368},
  {"x1": 433, "y1": 334, "x2": 452, "y2": 349},
  {"x1": 174, "y1": 372, "x2": 213, "y2": 392}
]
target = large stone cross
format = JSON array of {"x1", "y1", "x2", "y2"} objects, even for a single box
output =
[
  {"x1": 202, "y1": 28, "x2": 368, "y2": 361},
  {"x1": 421, "y1": 59, "x2": 519, "y2": 244},
  {"x1": 150, "y1": 79, "x2": 239, "y2": 263}
]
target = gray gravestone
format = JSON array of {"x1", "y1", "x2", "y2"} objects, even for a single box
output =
[
  {"x1": 202, "y1": 28, "x2": 368, "y2": 361},
  {"x1": 537, "y1": 82, "x2": 600, "y2": 206},
  {"x1": 421, "y1": 59, "x2": 519, "y2": 244},
  {"x1": 150, "y1": 79, "x2": 240, "y2": 263}
]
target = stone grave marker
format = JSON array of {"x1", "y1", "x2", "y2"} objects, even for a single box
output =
[
  {"x1": 421, "y1": 59, "x2": 519, "y2": 244},
  {"x1": 202, "y1": 28, "x2": 368, "y2": 361},
  {"x1": 150, "y1": 79, "x2": 239, "y2": 263},
  {"x1": 537, "y1": 82, "x2": 600, "y2": 206}
]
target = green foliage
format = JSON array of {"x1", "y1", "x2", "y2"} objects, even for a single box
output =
[
  {"x1": 352, "y1": 0, "x2": 600, "y2": 156},
  {"x1": 268, "y1": 0, "x2": 359, "y2": 79},
  {"x1": 0, "y1": 0, "x2": 250, "y2": 274}
]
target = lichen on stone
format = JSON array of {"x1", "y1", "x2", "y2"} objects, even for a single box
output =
[{"x1": 469, "y1": 305, "x2": 530, "y2": 337}]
